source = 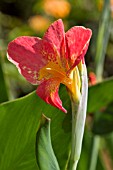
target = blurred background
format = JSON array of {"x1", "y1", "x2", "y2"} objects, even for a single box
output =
[
  {"x1": 0, "y1": 0, "x2": 113, "y2": 170},
  {"x1": 0, "y1": 0, "x2": 113, "y2": 98},
  {"x1": 0, "y1": 0, "x2": 110, "y2": 99}
]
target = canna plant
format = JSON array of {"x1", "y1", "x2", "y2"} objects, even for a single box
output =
[{"x1": 7, "y1": 19, "x2": 92, "y2": 170}]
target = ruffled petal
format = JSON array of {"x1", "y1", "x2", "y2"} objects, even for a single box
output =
[
  {"x1": 43, "y1": 19, "x2": 69, "y2": 70},
  {"x1": 66, "y1": 26, "x2": 92, "y2": 70},
  {"x1": 7, "y1": 36, "x2": 59, "y2": 84},
  {"x1": 36, "y1": 78, "x2": 67, "y2": 113},
  {"x1": 43, "y1": 19, "x2": 65, "y2": 54}
]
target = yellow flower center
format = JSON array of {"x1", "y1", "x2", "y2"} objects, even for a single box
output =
[
  {"x1": 39, "y1": 61, "x2": 82, "y2": 101},
  {"x1": 39, "y1": 62, "x2": 71, "y2": 88}
]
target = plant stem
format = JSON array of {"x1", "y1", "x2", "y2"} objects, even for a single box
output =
[
  {"x1": 95, "y1": 0, "x2": 111, "y2": 81},
  {"x1": 69, "y1": 101, "x2": 79, "y2": 170},
  {"x1": 0, "y1": 53, "x2": 9, "y2": 102},
  {"x1": 69, "y1": 64, "x2": 88, "y2": 170},
  {"x1": 89, "y1": 136, "x2": 100, "y2": 170}
]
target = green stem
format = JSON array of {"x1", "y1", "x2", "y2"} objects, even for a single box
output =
[
  {"x1": 89, "y1": 136, "x2": 100, "y2": 170},
  {"x1": 69, "y1": 64, "x2": 88, "y2": 170},
  {"x1": 0, "y1": 54, "x2": 9, "y2": 102},
  {"x1": 95, "y1": 0, "x2": 111, "y2": 81},
  {"x1": 69, "y1": 101, "x2": 79, "y2": 170},
  {"x1": 0, "y1": 53, "x2": 14, "y2": 101}
]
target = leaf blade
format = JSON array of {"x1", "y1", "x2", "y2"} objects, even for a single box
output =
[
  {"x1": 0, "y1": 87, "x2": 71, "y2": 170},
  {"x1": 88, "y1": 77, "x2": 113, "y2": 113},
  {"x1": 36, "y1": 115, "x2": 60, "y2": 170}
]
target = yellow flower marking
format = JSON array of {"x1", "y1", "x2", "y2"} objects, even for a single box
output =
[{"x1": 39, "y1": 61, "x2": 81, "y2": 101}]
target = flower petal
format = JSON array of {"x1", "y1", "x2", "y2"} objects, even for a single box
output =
[
  {"x1": 43, "y1": 19, "x2": 69, "y2": 70},
  {"x1": 7, "y1": 36, "x2": 59, "y2": 84},
  {"x1": 43, "y1": 19, "x2": 65, "y2": 53},
  {"x1": 36, "y1": 78, "x2": 67, "y2": 113},
  {"x1": 66, "y1": 26, "x2": 92, "y2": 69}
]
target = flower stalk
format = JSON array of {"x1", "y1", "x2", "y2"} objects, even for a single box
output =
[{"x1": 69, "y1": 63, "x2": 88, "y2": 170}]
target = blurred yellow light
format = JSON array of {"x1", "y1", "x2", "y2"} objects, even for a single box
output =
[
  {"x1": 28, "y1": 15, "x2": 50, "y2": 32},
  {"x1": 110, "y1": 0, "x2": 113, "y2": 18},
  {"x1": 97, "y1": 0, "x2": 103, "y2": 11},
  {"x1": 43, "y1": 0, "x2": 71, "y2": 18}
]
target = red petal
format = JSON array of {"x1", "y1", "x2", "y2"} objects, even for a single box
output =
[
  {"x1": 43, "y1": 19, "x2": 65, "y2": 54},
  {"x1": 43, "y1": 19, "x2": 69, "y2": 70},
  {"x1": 36, "y1": 78, "x2": 67, "y2": 113},
  {"x1": 66, "y1": 26, "x2": 92, "y2": 70},
  {"x1": 7, "y1": 36, "x2": 58, "y2": 84}
]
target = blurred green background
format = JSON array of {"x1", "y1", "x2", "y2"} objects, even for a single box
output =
[
  {"x1": 0, "y1": 0, "x2": 113, "y2": 170},
  {"x1": 0, "y1": 0, "x2": 113, "y2": 98}
]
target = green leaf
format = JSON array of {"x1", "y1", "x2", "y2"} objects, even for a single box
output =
[
  {"x1": 36, "y1": 115, "x2": 60, "y2": 170},
  {"x1": 88, "y1": 77, "x2": 113, "y2": 113},
  {"x1": 1, "y1": 76, "x2": 113, "y2": 170},
  {"x1": 0, "y1": 86, "x2": 71, "y2": 170}
]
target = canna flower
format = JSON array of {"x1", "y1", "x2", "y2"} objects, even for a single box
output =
[{"x1": 7, "y1": 19, "x2": 92, "y2": 113}]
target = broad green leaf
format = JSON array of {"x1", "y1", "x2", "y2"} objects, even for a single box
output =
[
  {"x1": 1, "y1": 76, "x2": 113, "y2": 170},
  {"x1": 88, "y1": 77, "x2": 113, "y2": 113},
  {"x1": 36, "y1": 115, "x2": 60, "y2": 170},
  {"x1": 0, "y1": 86, "x2": 71, "y2": 170}
]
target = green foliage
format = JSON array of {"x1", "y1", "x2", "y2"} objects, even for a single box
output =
[
  {"x1": 36, "y1": 115, "x2": 60, "y2": 170},
  {"x1": 0, "y1": 77, "x2": 113, "y2": 169},
  {"x1": 88, "y1": 77, "x2": 113, "y2": 113},
  {"x1": 0, "y1": 87, "x2": 71, "y2": 170}
]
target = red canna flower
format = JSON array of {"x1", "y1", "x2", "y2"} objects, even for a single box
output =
[{"x1": 7, "y1": 19, "x2": 92, "y2": 113}]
